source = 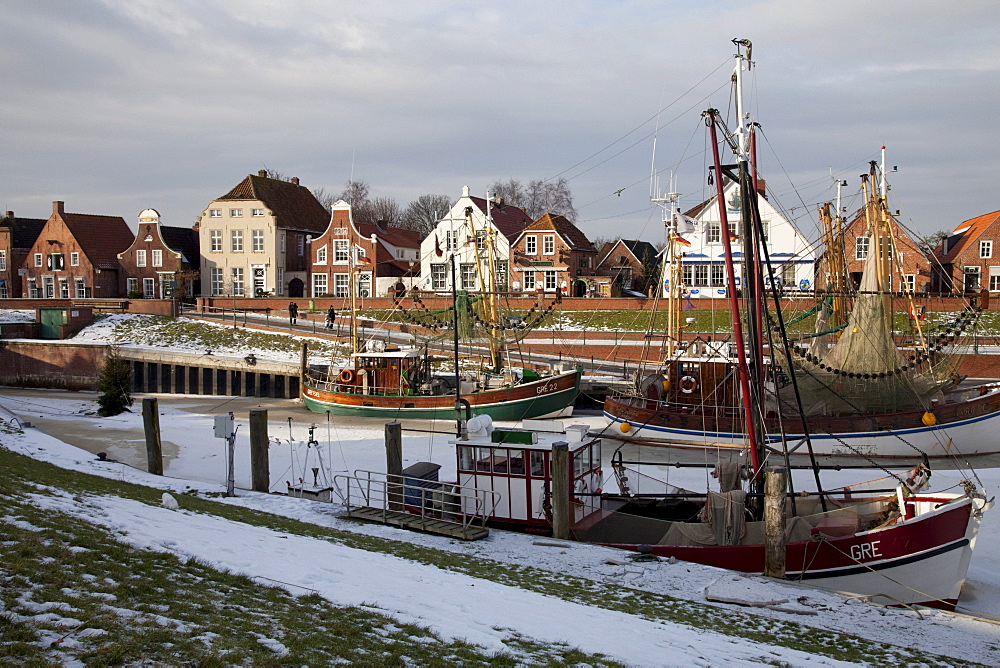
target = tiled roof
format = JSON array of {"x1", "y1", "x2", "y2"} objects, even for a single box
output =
[
  {"x1": 356, "y1": 222, "x2": 422, "y2": 249},
  {"x1": 469, "y1": 196, "x2": 533, "y2": 240},
  {"x1": 217, "y1": 173, "x2": 329, "y2": 234},
  {"x1": 63, "y1": 213, "x2": 134, "y2": 270},
  {"x1": 0, "y1": 214, "x2": 47, "y2": 248},
  {"x1": 934, "y1": 210, "x2": 1000, "y2": 264},
  {"x1": 522, "y1": 213, "x2": 596, "y2": 252},
  {"x1": 160, "y1": 225, "x2": 200, "y2": 269}
]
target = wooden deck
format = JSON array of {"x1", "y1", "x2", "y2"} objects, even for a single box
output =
[{"x1": 344, "y1": 506, "x2": 490, "y2": 541}]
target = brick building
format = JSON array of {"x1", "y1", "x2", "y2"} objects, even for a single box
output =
[
  {"x1": 509, "y1": 213, "x2": 597, "y2": 296},
  {"x1": 0, "y1": 210, "x2": 46, "y2": 298},
  {"x1": 837, "y1": 208, "x2": 930, "y2": 293},
  {"x1": 21, "y1": 201, "x2": 134, "y2": 299},
  {"x1": 931, "y1": 210, "x2": 1000, "y2": 293},
  {"x1": 595, "y1": 239, "x2": 660, "y2": 297},
  {"x1": 118, "y1": 209, "x2": 200, "y2": 299}
]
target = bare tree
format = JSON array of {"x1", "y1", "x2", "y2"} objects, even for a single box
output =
[
  {"x1": 338, "y1": 180, "x2": 371, "y2": 208},
  {"x1": 367, "y1": 197, "x2": 403, "y2": 227},
  {"x1": 311, "y1": 187, "x2": 338, "y2": 213},
  {"x1": 489, "y1": 177, "x2": 576, "y2": 221},
  {"x1": 401, "y1": 194, "x2": 453, "y2": 236},
  {"x1": 917, "y1": 229, "x2": 950, "y2": 255}
]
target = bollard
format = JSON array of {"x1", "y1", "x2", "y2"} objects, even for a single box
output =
[
  {"x1": 142, "y1": 397, "x2": 163, "y2": 475},
  {"x1": 249, "y1": 409, "x2": 269, "y2": 492}
]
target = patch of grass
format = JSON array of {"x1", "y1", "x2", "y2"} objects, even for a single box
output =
[{"x1": 0, "y1": 445, "x2": 980, "y2": 666}]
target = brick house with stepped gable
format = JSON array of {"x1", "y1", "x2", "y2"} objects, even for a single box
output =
[
  {"x1": 118, "y1": 208, "x2": 200, "y2": 299},
  {"x1": 509, "y1": 213, "x2": 598, "y2": 296},
  {"x1": 308, "y1": 200, "x2": 421, "y2": 299},
  {"x1": 0, "y1": 210, "x2": 47, "y2": 298},
  {"x1": 198, "y1": 171, "x2": 329, "y2": 298},
  {"x1": 20, "y1": 201, "x2": 134, "y2": 299},
  {"x1": 930, "y1": 210, "x2": 1000, "y2": 294},
  {"x1": 418, "y1": 186, "x2": 533, "y2": 292}
]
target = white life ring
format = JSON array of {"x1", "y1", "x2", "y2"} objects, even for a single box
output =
[{"x1": 680, "y1": 375, "x2": 698, "y2": 394}]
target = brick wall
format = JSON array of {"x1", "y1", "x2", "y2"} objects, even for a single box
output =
[{"x1": 0, "y1": 342, "x2": 107, "y2": 389}]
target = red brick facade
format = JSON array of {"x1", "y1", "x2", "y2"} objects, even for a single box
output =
[
  {"x1": 118, "y1": 210, "x2": 199, "y2": 299},
  {"x1": 510, "y1": 213, "x2": 597, "y2": 297},
  {"x1": 836, "y1": 210, "x2": 930, "y2": 293},
  {"x1": 931, "y1": 211, "x2": 1000, "y2": 294}
]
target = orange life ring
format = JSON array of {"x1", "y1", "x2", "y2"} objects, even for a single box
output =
[
  {"x1": 339, "y1": 369, "x2": 355, "y2": 384},
  {"x1": 680, "y1": 375, "x2": 698, "y2": 394}
]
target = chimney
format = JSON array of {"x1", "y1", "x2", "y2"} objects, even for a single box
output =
[
  {"x1": 291, "y1": 177, "x2": 300, "y2": 185},
  {"x1": 462, "y1": 185, "x2": 470, "y2": 198},
  {"x1": 258, "y1": 169, "x2": 267, "y2": 177},
  {"x1": 52, "y1": 201, "x2": 65, "y2": 216}
]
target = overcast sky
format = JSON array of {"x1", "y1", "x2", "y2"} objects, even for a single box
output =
[{"x1": 3, "y1": 0, "x2": 998, "y2": 244}]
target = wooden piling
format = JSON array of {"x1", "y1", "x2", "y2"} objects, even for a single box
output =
[
  {"x1": 299, "y1": 341, "x2": 308, "y2": 390},
  {"x1": 142, "y1": 397, "x2": 163, "y2": 475},
  {"x1": 550, "y1": 441, "x2": 570, "y2": 540},
  {"x1": 764, "y1": 467, "x2": 788, "y2": 578},
  {"x1": 385, "y1": 422, "x2": 403, "y2": 510},
  {"x1": 249, "y1": 409, "x2": 269, "y2": 492}
]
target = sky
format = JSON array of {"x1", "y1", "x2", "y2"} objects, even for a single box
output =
[
  {"x1": 2, "y1": 386, "x2": 1000, "y2": 664},
  {"x1": 3, "y1": 1, "x2": 999, "y2": 246}
]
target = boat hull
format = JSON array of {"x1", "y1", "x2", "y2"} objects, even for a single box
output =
[
  {"x1": 302, "y1": 369, "x2": 581, "y2": 420},
  {"x1": 594, "y1": 494, "x2": 986, "y2": 609},
  {"x1": 603, "y1": 388, "x2": 1000, "y2": 458}
]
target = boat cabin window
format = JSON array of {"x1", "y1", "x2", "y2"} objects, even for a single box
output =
[
  {"x1": 530, "y1": 451, "x2": 546, "y2": 477},
  {"x1": 458, "y1": 445, "x2": 474, "y2": 471},
  {"x1": 507, "y1": 449, "x2": 525, "y2": 476},
  {"x1": 573, "y1": 444, "x2": 598, "y2": 477}
]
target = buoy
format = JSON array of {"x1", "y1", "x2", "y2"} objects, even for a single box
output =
[
  {"x1": 620, "y1": 422, "x2": 632, "y2": 433},
  {"x1": 922, "y1": 411, "x2": 938, "y2": 426}
]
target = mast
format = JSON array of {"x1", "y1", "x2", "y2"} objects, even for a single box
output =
[
  {"x1": 650, "y1": 183, "x2": 682, "y2": 358},
  {"x1": 349, "y1": 244, "x2": 359, "y2": 353}
]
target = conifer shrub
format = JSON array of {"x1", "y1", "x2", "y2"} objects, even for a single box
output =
[{"x1": 97, "y1": 347, "x2": 133, "y2": 416}]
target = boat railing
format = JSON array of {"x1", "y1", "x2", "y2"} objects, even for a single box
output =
[
  {"x1": 335, "y1": 470, "x2": 501, "y2": 532},
  {"x1": 606, "y1": 391, "x2": 742, "y2": 414}
]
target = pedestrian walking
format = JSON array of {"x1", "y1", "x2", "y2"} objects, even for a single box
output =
[
  {"x1": 288, "y1": 301, "x2": 298, "y2": 325},
  {"x1": 325, "y1": 306, "x2": 337, "y2": 330}
]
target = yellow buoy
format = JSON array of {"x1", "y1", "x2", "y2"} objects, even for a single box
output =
[
  {"x1": 620, "y1": 422, "x2": 632, "y2": 433},
  {"x1": 922, "y1": 411, "x2": 938, "y2": 426},
  {"x1": 662, "y1": 379, "x2": 671, "y2": 393}
]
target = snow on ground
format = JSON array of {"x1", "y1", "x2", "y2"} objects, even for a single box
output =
[
  {"x1": 2, "y1": 391, "x2": 1000, "y2": 664},
  {"x1": 0, "y1": 308, "x2": 35, "y2": 323}
]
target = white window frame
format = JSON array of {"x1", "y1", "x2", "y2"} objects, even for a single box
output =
[
  {"x1": 231, "y1": 267, "x2": 245, "y2": 296},
  {"x1": 964, "y1": 266, "x2": 981, "y2": 292},
  {"x1": 277, "y1": 268, "x2": 285, "y2": 295},
  {"x1": 431, "y1": 264, "x2": 447, "y2": 290},
  {"x1": 59, "y1": 278, "x2": 69, "y2": 299},
  {"x1": 706, "y1": 222, "x2": 721, "y2": 244},
  {"x1": 252, "y1": 208, "x2": 264, "y2": 217},
  {"x1": 903, "y1": 274, "x2": 915, "y2": 293},
  {"x1": 152, "y1": 250, "x2": 162, "y2": 267},
  {"x1": 542, "y1": 234, "x2": 555, "y2": 255},
  {"x1": 333, "y1": 239, "x2": 349, "y2": 263},
  {"x1": 74, "y1": 278, "x2": 85, "y2": 298},
  {"x1": 136, "y1": 249, "x2": 147, "y2": 267},
  {"x1": 981, "y1": 240, "x2": 993, "y2": 259},
  {"x1": 0, "y1": 249, "x2": 6, "y2": 271},
  {"x1": 316, "y1": 245, "x2": 328, "y2": 264},
  {"x1": 143, "y1": 277, "x2": 155, "y2": 298},
  {"x1": 544, "y1": 269, "x2": 557, "y2": 291},
  {"x1": 525, "y1": 235, "x2": 537, "y2": 255},
  {"x1": 127, "y1": 277, "x2": 138, "y2": 295},
  {"x1": 523, "y1": 270, "x2": 536, "y2": 291},
  {"x1": 280, "y1": 233, "x2": 286, "y2": 253},
  {"x1": 34, "y1": 253, "x2": 42, "y2": 267},
  {"x1": 252, "y1": 230, "x2": 265, "y2": 252},
  {"x1": 856, "y1": 236, "x2": 870, "y2": 260},
  {"x1": 989, "y1": 267, "x2": 1000, "y2": 292},
  {"x1": 460, "y1": 263, "x2": 476, "y2": 290},
  {"x1": 357, "y1": 272, "x2": 372, "y2": 298},
  {"x1": 333, "y1": 273, "x2": 349, "y2": 297},
  {"x1": 312, "y1": 273, "x2": 328, "y2": 297},
  {"x1": 70, "y1": 252, "x2": 79, "y2": 267},
  {"x1": 209, "y1": 209, "x2": 222, "y2": 218},
  {"x1": 445, "y1": 230, "x2": 457, "y2": 251},
  {"x1": 229, "y1": 208, "x2": 243, "y2": 217},
  {"x1": 694, "y1": 265, "x2": 709, "y2": 286},
  {"x1": 231, "y1": 230, "x2": 243, "y2": 252},
  {"x1": 210, "y1": 267, "x2": 224, "y2": 296},
  {"x1": 210, "y1": 230, "x2": 222, "y2": 252}
]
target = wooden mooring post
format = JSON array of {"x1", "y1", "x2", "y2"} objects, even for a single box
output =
[
  {"x1": 385, "y1": 422, "x2": 403, "y2": 510},
  {"x1": 764, "y1": 467, "x2": 788, "y2": 578},
  {"x1": 550, "y1": 441, "x2": 570, "y2": 540},
  {"x1": 249, "y1": 409, "x2": 269, "y2": 492},
  {"x1": 142, "y1": 397, "x2": 163, "y2": 476}
]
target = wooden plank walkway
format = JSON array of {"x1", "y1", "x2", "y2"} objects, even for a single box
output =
[{"x1": 344, "y1": 506, "x2": 490, "y2": 541}]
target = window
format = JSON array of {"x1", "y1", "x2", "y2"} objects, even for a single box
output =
[
  {"x1": 152, "y1": 250, "x2": 162, "y2": 267},
  {"x1": 981, "y1": 240, "x2": 993, "y2": 259},
  {"x1": 316, "y1": 245, "x2": 327, "y2": 264},
  {"x1": 231, "y1": 267, "x2": 245, "y2": 296},
  {"x1": 333, "y1": 239, "x2": 349, "y2": 262},
  {"x1": 431, "y1": 264, "x2": 447, "y2": 290},
  {"x1": 855, "y1": 236, "x2": 870, "y2": 260},
  {"x1": 358, "y1": 272, "x2": 372, "y2": 298},
  {"x1": 34, "y1": 253, "x2": 42, "y2": 267},
  {"x1": 136, "y1": 250, "x2": 147, "y2": 267},
  {"x1": 694, "y1": 265, "x2": 709, "y2": 286},
  {"x1": 445, "y1": 230, "x2": 457, "y2": 251},
  {"x1": 990, "y1": 268, "x2": 1000, "y2": 292},
  {"x1": 542, "y1": 235, "x2": 555, "y2": 255},
  {"x1": 579, "y1": 256, "x2": 590, "y2": 269},
  {"x1": 209, "y1": 209, "x2": 221, "y2": 217},
  {"x1": 277, "y1": 268, "x2": 285, "y2": 295},
  {"x1": 297, "y1": 235, "x2": 305, "y2": 256},
  {"x1": 0, "y1": 282, "x2": 6, "y2": 299},
  {"x1": 210, "y1": 267, "x2": 224, "y2": 296},
  {"x1": 70, "y1": 252, "x2": 79, "y2": 266},
  {"x1": 231, "y1": 230, "x2": 243, "y2": 252},
  {"x1": 280, "y1": 233, "x2": 286, "y2": 253},
  {"x1": 460, "y1": 263, "x2": 476, "y2": 289},
  {"x1": 210, "y1": 230, "x2": 222, "y2": 252},
  {"x1": 781, "y1": 263, "x2": 796, "y2": 287},
  {"x1": 525, "y1": 235, "x2": 537, "y2": 255},
  {"x1": 28, "y1": 278, "x2": 39, "y2": 298},
  {"x1": 43, "y1": 276, "x2": 54, "y2": 298},
  {"x1": 544, "y1": 270, "x2": 557, "y2": 291},
  {"x1": 312, "y1": 273, "x2": 328, "y2": 297},
  {"x1": 903, "y1": 274, "x2": 915, "y2": 293},
  {"x1": 127, "y1": 278, "x2": 138, "y2": 295},
  {"x1": 682, "y1": 265, "x2": 693, "y2": 286},
  {"x1": 46, "y1": 253, "x2": 64, "y2": 271},
  {"x1": 143, "y1": 277, "x2": 155, "y2": 298},
  {"x1": 334, "y1": 273, "x2": 349, "y2": 297},
  {"x1": 252, "y1": 208, "x2": 264, "y2": 217},
  {"x1": 711, "y1": 264, "x2": 725, "y2": 287},
  {"x1": 252, "y1": 229, "x2": 264, "y2": 252},
  {"x1": 74, "y1": 278, "x2": 85, "y2": 298},
  {"x1": 0, "y1": 250, "x2": 6, "y2": 271},
  {"x1": 494, "y1": 259, "x2": 508, "y2": 288},
  {"x1": 523, "y1": 270, "x2": 536, "y2": 290},
  {"x1": 229, "y1": 208, "x2": 243, "y2": 217},
  {"x1": 59, "y1": 278, "x2": 69, "y2": 299},
  {"x1": 396, "y1": 248, "x2": 405, "y2": 259},
  {"x1": 963, "y1": 266, "x2": 981, "y2": 292}
]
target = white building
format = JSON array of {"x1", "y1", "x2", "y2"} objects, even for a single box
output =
[
  {"x1": 674, "y1": 181, "x2": 815, "y2": 298},
  {"x1": 418, "y1": 186, "x2": 532, "y2": 292}
]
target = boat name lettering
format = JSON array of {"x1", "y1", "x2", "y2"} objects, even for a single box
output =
[
  {"x1": 849, "y1": 540, "x2": 881, "y2": 561},
  {"x1": 536, "y1": 381, "x2": 557, "y2": 395}
]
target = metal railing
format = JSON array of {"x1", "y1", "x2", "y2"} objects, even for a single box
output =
[{"x1": 335, "y1": 470, "x2": 501, "y2": 534}]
